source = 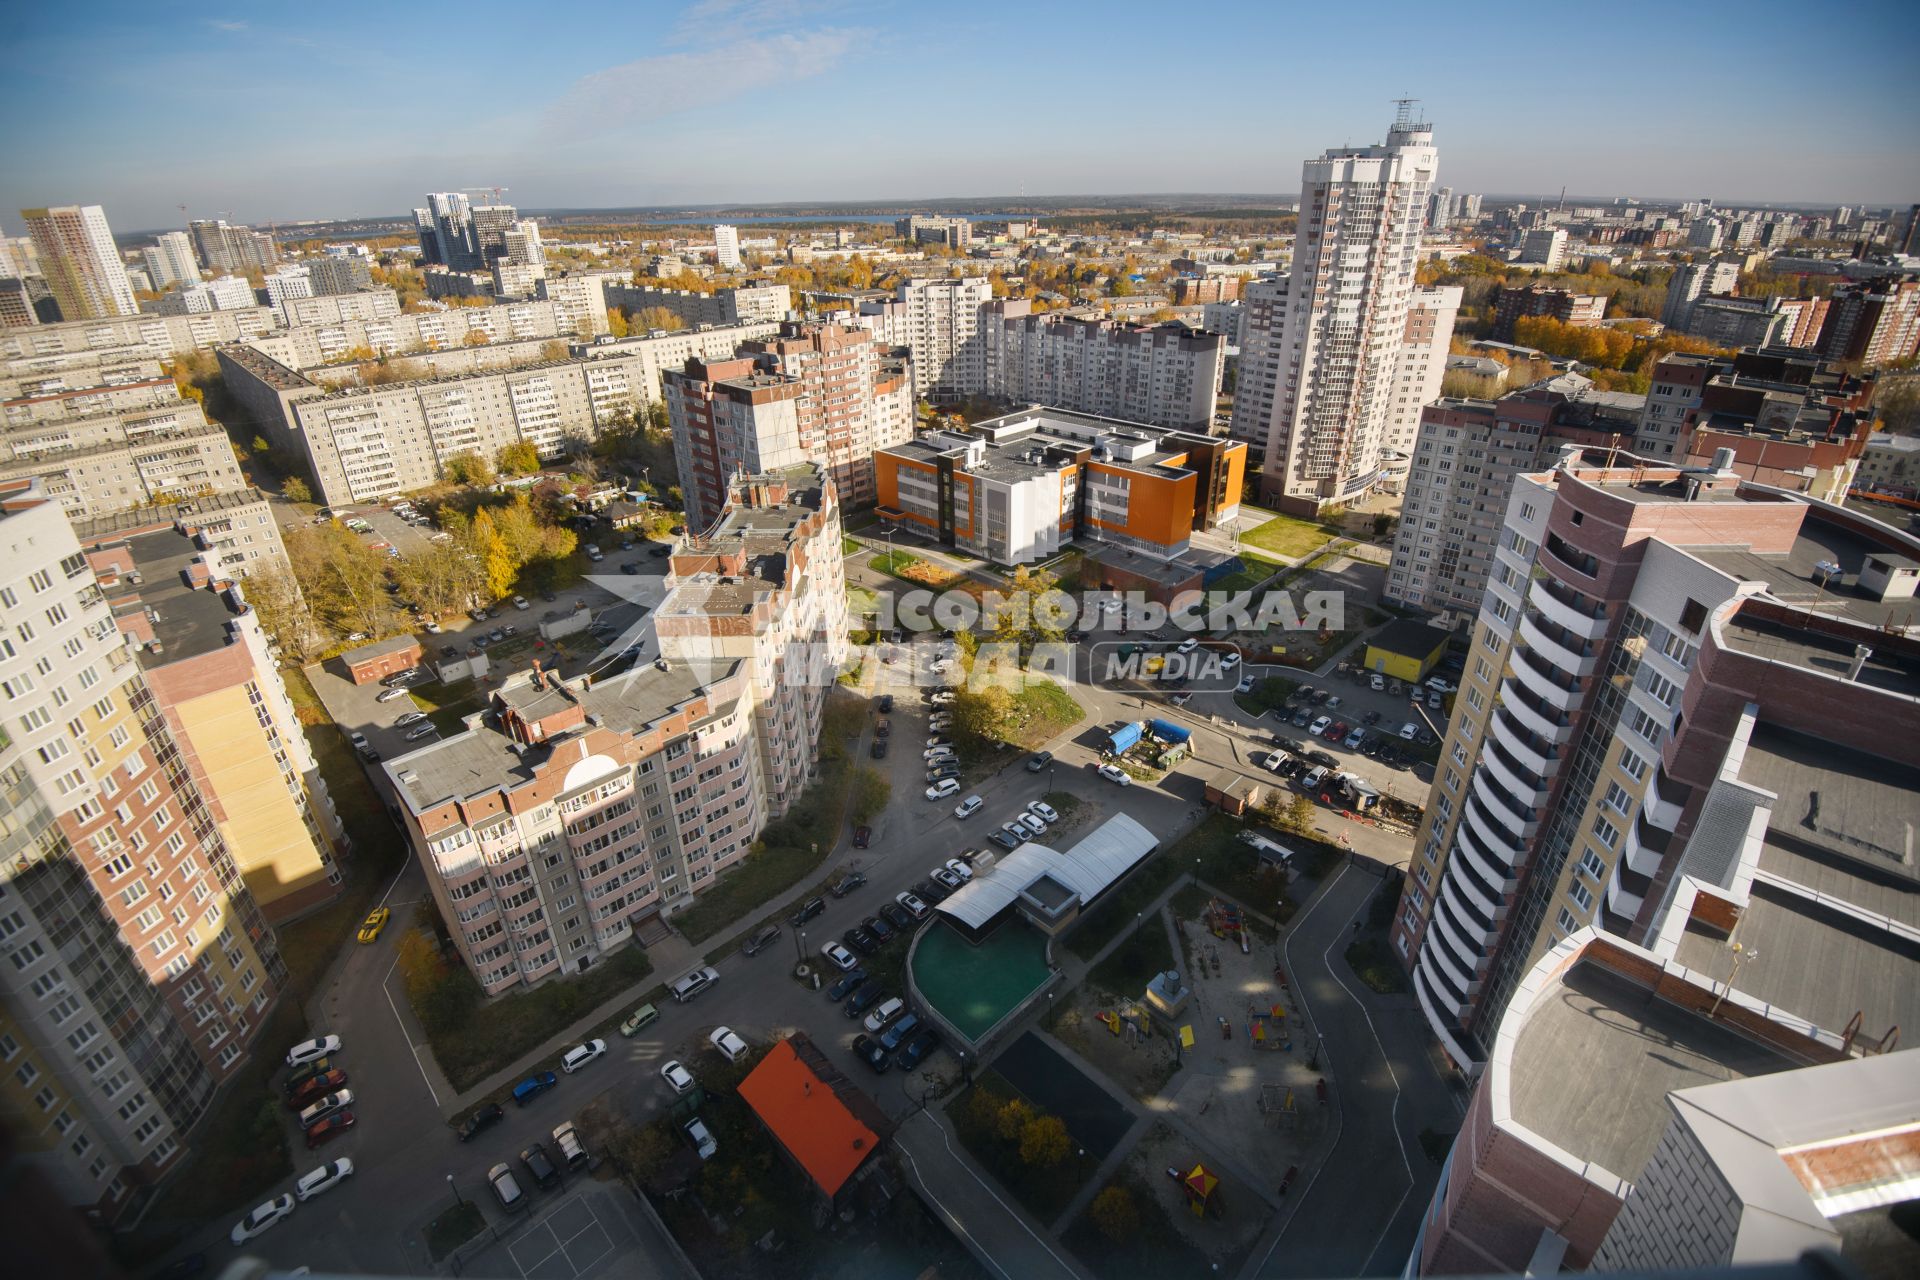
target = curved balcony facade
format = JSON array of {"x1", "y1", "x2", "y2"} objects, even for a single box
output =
[
  {"x1": 1471, "y1": 767, "x2": 1538, "y2": 844},
  {"x1": 1510, "y1": 643, "x2": 1584, "y2": 714},
  {"x1": 1487, "y1": 707, "x2": 1556, "y2": 779},
  {"x1": 1480, "y1": 738, "x2": 1550, "y2": 812},
  {"x1": 1529, "y1": 575, "x2": 1610, "y2": 641},
  {"x1": 1501, "y1": 676, "x2": 1575, "y2": 744},
  {"x1": 1518, "y1": 610, "x2": 1598, "y2": 679}
]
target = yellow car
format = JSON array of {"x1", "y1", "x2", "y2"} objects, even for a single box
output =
[{"x1": 356, "y1": 907, "x2": 391, "y2": 945}]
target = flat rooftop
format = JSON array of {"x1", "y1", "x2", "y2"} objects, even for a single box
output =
[
  {"x1": 115, "y1": 529, "x2": 237, "y2": 664},
  {"x1": 1739, "y1": 724, "x2": 1920, "y2": 892},
  {"x1": 1508, "y1": 961, "x2": 1794, "y2": 1180}
]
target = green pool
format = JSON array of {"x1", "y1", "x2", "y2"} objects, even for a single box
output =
[{"x1": 911, "y1": 919, "x2": 1052, "y2": 1045}]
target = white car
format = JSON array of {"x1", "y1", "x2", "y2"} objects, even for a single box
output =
[
  {"x1": 659, "y1": 1059, "x2": 696, "y2": 1094},
  {"x1": 1095, "y1": 763, "x2": 1130, "y2": 786},
  {"x1": 561, "y1": 1038, "x2": 606, "y2": 1073},
  {"x1": 285, "y1": 1035, "x2": 342, "y2": 1068},
  {"x1": 512, "y1": 595, "x2": 530, "y2": 611},
  {"x1": 1220, "y1": 652, "x2": 1240, "y2": 669},
  {"x1": 1008, "y1": 816, "x2": 1042, "y2": 841},
  {"x1": 1309, "y1": 715, "x2": 1334, "y2": 736},
  {"x1": 710, "y1": 1027, "x2": 749, "y2": 1063},
  {"x1": 1262, "y1": 751, "x2": 1290, "y2": 773},
  {"x1": 928, "y1": 713, "x2": 954, "y2": 728},
  {"x1": 943, "y1": 858, "x2": 975, "y2": 883},
  {"x1": 1370, "y1": 673, "x2": 1386, "y2": 691},
  {"x1": 931, "y1": 866, "x2": 964, "y2": 891},
  {"x1": 294, "y1": 1158, "x2": 355, "y2": 1202},
  {"x1": 924, "y1": 745, "x2": 956, "y2": 761},
  {"x1": 1177, "y1": 637, "x2": 1199, "y2": 654},
  {"x1": 863, "y1": 997, "x2": 906, "y2": 1032},
  {"x1": 896, "y1": 891, "x2": 930, "y2": 919},
  {"x1": 820, "y1": 940, "x2": 858, "y2": 971},
  {"x1": 1300, "y1": 766, "x2": 1330, "y2": 792},
  {"x1": 684, "y1": 1117, "x2": 718, "y2": 1161},
  {"x1": 953, "y1": 795, "x2": 984, "y2": 819},
  {"x1": 1400, "y1": 721, "x2": 1420, "y2": 740},
  {"x1": 1426, "y1": 677, "x2": 1457, "y2": 694},
  {"x1": 298, "y1": 1088, "x2": 353, "y2": 1128},
  {"x1": 230, "y1": 1194, "x2": 295, "y2": 1245},
  {"x1": 395, "y1": 711, "x2": 426, "y2": 726},
  {"x1": 926, "y1": 778, "x2": 961, "y2": 800},
  {"x1": 376, "y1": 686, "x2": 410, "y2": 702},
  {"x1": 929, "y1": 690, "x2": 957, "y2": 705},
  {"x1": 1028, "y1": 800, "x2": 1059, "y2": 824}
]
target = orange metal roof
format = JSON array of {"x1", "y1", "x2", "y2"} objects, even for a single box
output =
[{"x1": 736, "y1": 1039, "x2": 879, "y2": 1197}]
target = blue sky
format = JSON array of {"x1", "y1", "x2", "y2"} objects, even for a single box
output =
[{"x1": 2, "y1": 0, "x2": 1915, "y2": 233}]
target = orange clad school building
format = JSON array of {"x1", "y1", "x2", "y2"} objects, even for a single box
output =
[{"x1": 874, "y1": 408, "x2": 1246, "y2": 565}]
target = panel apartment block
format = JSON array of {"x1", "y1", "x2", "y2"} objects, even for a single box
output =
[
  {"x1": 0, "y1": 398, "x2": 244, "y2": 520},
  {"x1": 980, "y1": 304, "x2": 1226, "y2": 431}
]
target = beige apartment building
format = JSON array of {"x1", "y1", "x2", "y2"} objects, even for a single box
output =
[
  {"x1": 387, "y1": 466, "x2": 846, "y2": 994},
  {"x1": 0, "y1": 399, "x2": 244, "y2": 521}
]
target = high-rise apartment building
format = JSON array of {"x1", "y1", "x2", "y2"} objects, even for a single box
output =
[
  {"x1": 386, "y1": 465, "x2": 845, "y2": 994},
  {"x1": 150, "y1": 275, "x2": 257, "y2": 316},
  {"x1": 307, "y1": 251, "x2": 372, "y2": 296},
  {"x1": 417, "y1": 193, "x2": 480, "y2": 270},
  {"x1": 890, "y1": 276, "x2": 995, "y2": 401},
  {"x1": 1230, "y1": 108, "x2": 1439, "y2": 513},
  {"x1": 664, "y1": 321, "x2": 911, "y2": 526},
  {"x1": 502, "y1": 221, "x2": 544, "y2": 268},
  {"x1": 20, "y1": 206, "x2": 138, "y2": 322},
  {"x1": 1659, "y1": 257, "x2": 1743, "y2": 331},
  {"x1": 603, "y1": 281, "x2": 790, "y2": 330},
  {"x1": 713, "y1": 224, "x2": 741, "y2": 270},
  {"x1": 1815, "y1": 279, "x2": 1920, "y2": 368},
  {"x1": 1489, "y1": 285, "x2": 1606, "y2": 340},
  {"x1": 186, "y1": 220, "x2": 277, "y2": 273},
  {"x1": 895, "y1": 216, "x2": 972, "y2": 249},
  {"x1": 0, "y1": 279, "x2": 41, "y2": 329},
  {"x1": 1380, "y1": 285, "x2": 1463, "y2": 456},
  {"x1": 1, "y1": 397, "x2": 244, "y2": 519},
  {"x1": 1391, "y1": 451, "x2": 1920, "y2": 1072},
  {"x1": 260, "y1": 266, "x2": 313, "y2": 315},
  {"x1": 1517, "y1": 227, "x2": 1569, "y2": 269},
  {"x1": 980, "y1": 304, "x2": 1226, "y2": 431},
  {"x1": 0, "y1": 478, "x2": 290, "y2": 1222},
  {"x1": 141, "y1": 233, "x2": 200, "y2": 291},
  {"x1": 1632, "y1": 347, "x2": 1877, "y2": 478},
  {"x1": 469, "y1": 204, "x2": 519, "y2": 264}
]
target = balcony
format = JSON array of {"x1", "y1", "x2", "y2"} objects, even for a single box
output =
[
  {"x1": 1542, "y1": 531, "x2": 1601, "y2": 585},
  {"x1": 1457, "y1": 810, "x2": 1522, "y2": 884},
  {"x1": 1482, "y1": 737, "x2": 1550, "y2": 809},
  {"x1": 1501, "y1": 678, "x2": 1574, "y2": 745},
  {"x1": 1519, "y1": 610, "x2": 1598, "y2": 678},
  {"x1": 1529, "y1": 575, "x2": 1609, "y2": 641},
  {"x1": 1471, "y1": 769, "x2": 1537, "y2": 843},
  {"x1": 1487, "y1": 708, "x2": 1557, "y2": 778}
]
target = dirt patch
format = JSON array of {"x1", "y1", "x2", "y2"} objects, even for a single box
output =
[{"x1": 1074, "y1": 1122, "x2": 1267, "y2": 1278}]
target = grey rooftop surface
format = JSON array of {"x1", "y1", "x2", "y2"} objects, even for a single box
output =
[
  {"x1": 1738, "y1": 723, "x2": 1920, "y2": 892},
  {"x1": 117, "y1": 529, "x2": 237, "y2": 664},
  {"x1": 1507, "y1": 962, "x2": 1793, "y2": 1181}
]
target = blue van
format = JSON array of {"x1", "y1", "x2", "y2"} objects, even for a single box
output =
[{"x1": 512, "y1": 1071, "x2": 557, "y2": 1107}]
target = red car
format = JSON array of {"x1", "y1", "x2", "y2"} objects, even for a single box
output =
[
  {"x1": 305, "y1": 1111, "x2": 356, "y2": 1149},
  {"x1": 852, "y1": 826, "x2": 872, "y2": 850},
  {"x1": 1324, "y1": 721, "x2": 1349, "y2": 742},
  {"x1": 287, "y1": 1069, "x2": 348, "y2": 1111}
]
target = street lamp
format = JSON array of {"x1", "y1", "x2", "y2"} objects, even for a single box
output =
[
  {"x1": 1048, "y1": 990, "x2": 1055, "y2": 1031},
  {"x1": 446, "y1": 1173, "x2": 465, "y2": 1209},
  {"x1": 795, "y1": 928, "x2": 807, "y2": 967}
]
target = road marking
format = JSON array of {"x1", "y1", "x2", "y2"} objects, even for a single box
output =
[
  {"x1": 899, "y1": 1109, "x2": 1079, "y2": 1280},
  {"x1": 380, "y1": 955, "x2": 440, "y2": 1107}
]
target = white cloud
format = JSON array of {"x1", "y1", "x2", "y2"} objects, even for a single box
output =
[
  {"x1": 207, "y1": 19, "x2": 248, "y2": 31},
  {"x1": 545, "y1": 29, "x2": 859, "y2": 133}
]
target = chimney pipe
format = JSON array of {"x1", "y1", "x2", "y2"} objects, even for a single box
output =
[{"x1": 1847, "y1": 644, "x2": 1873, "y2": 682}]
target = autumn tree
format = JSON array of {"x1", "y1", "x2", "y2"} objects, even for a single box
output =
[
  {"x1": 467, "y1": 508, "x2": 517, "y2": 600},
  {"x1": 285, "y1": 524, "x2": 398, "y2": 640},
  {"x1": 1090, "y1": 1185, "x2": 1137, "y2": 1242},
  {"x1": 606, "y1": 308, "x2": 630, "y2": 338},
  {"x1": 244, "y1": 568, "x2": 317, "y2": 659},
  {"x1": 496, "y1": 440, "x2": 541, "y2": 477},
  {"x1": 443, "y1": 451, "x2": 495, "y2": 486},
  {"x1": 394, "y1": 541, "x2": 485, "y2": 618},
  {"x1": 1019, "y1": 1114, "x2": 1072, "y2": 1167},
  {"x1": 282, "y1": 476, "x2": 312, "y2": 504},
  {"x1": 634, "y1": 305, "x2": 686, "y2": 333},
  {"x1": 994, "y1": 1097, "x2": 1034, "y2": 1143}
]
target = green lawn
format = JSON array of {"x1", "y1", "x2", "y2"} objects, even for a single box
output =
[
  {"x1": 1003, "y1": 677, "x2": 1086, "y2": 749},
  {"x1": 1087, "y1": 912, "x2": 1176, "y2": 996},
  {"x1": 409, "y1": 678, "x2": 485, "y2": 737},
  {"x1": 1233, "y1": 674, "x2": 1301, "y2": 718},
  {"x1": 425, "y1": 1201, "x2": 486, "y2": 1261},
  {"x1": 868, "y1": 549, "x2": 925, "y2": 577},
  {"x1": 1209, "y1": 551, "x2": 1285, "y2": 596},
  {"x1": 842, "y1": 535, "x2": 862, "y2": 555},
  {"x1": 1240, "y1": 512, "x2": 1339, "y2": 561}
]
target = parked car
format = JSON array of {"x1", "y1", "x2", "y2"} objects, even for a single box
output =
[
  {"x1": 683, "y1": 1117, "x2": 718, "y2": 1161},
  {"x1": 1025, "y1": 751, "x2": 1054, "y2": 772},
  {"x1": 925, "y1": 778, "x2": 961, "y2": 800},
  {"x1": 511, "y1": 1071, "x2": 558, "y2": 1106},
  {"x1": 1300, "y1": 766, "x2": 1330, "y2": 793},
  {"x1": 287, "y1": 1070, "x2": 348, "y2": 1110},
  {"x1": 879, "y1": 901, "x2": 915, "y2": 932},
  {"x1": 913, "y1": 877, "x2": 950, "y2": 904},
  {"x1": 552, "y1": 1121, "x2": 589, "y2": 1170},
  {"x1": 876, "y1": 694, "x2": 894, "y2": 713},
  {"x1": 1370, "y1": 673, "x2": 1386, "y2": 691},
  {"x1": 294, "y1": 1158, "x2": 355, "y2": 1202},
  {"x1": 829, "y1": 872, "x2": 867, "y2": 899},
  {"x1": 1324, "y1": 720, "x2": 1349, "y2": 742},
  {"x1": 926, "y1": 765, "x2": 960, "y2": 783},
  {"x1": 230, "y1": 1195, "x2": 296, "y2": 1245},
  {"x1": 863, "y1": 997, "x2": 906, "y2": 1032},
  {"x1": 953, "y1": 795, "x2": 984, "y2": 819},
  {"x1": 987, "y1": 828, "x2": 1021, "y2": 851},
  {"x1": 710, "y1": 1027, "x2": 749, "y2": 1063},
  {"x1": 1029, "y1": 800, "x2": 1059, "y2": 824},
  {"x1": 283, "y1": 1057, "x2": 335, "y2": 1096},
  {"x1": 895, "y1": 1027, "x2": 942, "y2": 1070},
  {"x1": 852, "y1": 824, "x2": 872, "y2": 849},
  {"x1": 741, "y1": 924, "x2": 781, "y2": 956},
  {"x1": 926, "y1": 734, "x2": 951, "y2": 748},
  {"x1": 1399, "y1": 721, "x2": 1420, "y2": 740},
  {"x1": 488, "y1": 1163, "x2": 525, "y2": 1211},
  {"x1": 874, "y1": 718, "x2": 891, "y2": 738},
  {"x1": 1014, "y1": 813, "x2": 1047, "y2": 837},
  {"x1": 790, "y1": 896, "x2": 827, "y2": 927},
  {"x1": 660, "y1": 1060, "x2": 696, "y2": 1094},
  {"x1": 285, "y1": 1035, "x2": 342, "y2": 1068},
  {"x1": 826, "y1": 967, "x2": 868, "y2": 1001},
  {"x1": 458, "y1": 1103, "x2": 504, "y2": 1142},
  {"x1": 879, "y1": 1012, "x2": 922, "y2": 1052},
  {"x1": 669, "y1": 966, "x2": 720, "y2": 1003},
  {"x1": 851, "y1": 1033, "x2": 892, "y2": 1073},
  {"x1": 520, "y1": 1142, "x2": 560, "y2": 1190},
  {"x1": 376, "y1": 685, "x2": 409, "y2": 703},
  {"x1": 618, "y1": 1004, "x2": 659, "y2": 1037},
  {"x1": 1096, "y1": 763, "x2": 1132, "y2": 786},
  {"x1": 303, "y1": 1112, "x2": 355, "y2": 1149},
  {"x1": 404, "y1": 723, "x2": 436, "y2": 741},
  {"x1": 1344, "y1": 726, "x2": 1367, "y2": 749},
  {"x1": 1290, "y1": 708, "x2": 1313, "y2": 727},
  {"x1": 844, "y1": 981, "x2": 884, "y2": 1017},
  {"x1": 298, "y1": 1089, "x2": 354, "y2": 1128},
  {"x1": 560, "y1": 1039, "x2": 606, "y2": 1074},
  {"x1": 930, "y1": 865, "x2": 964, "y2": 891},
  {"x1": 1308, "y1": 715, "x2": 1333, "y2": 736},
  {"x1": 821, "y1": 940, "x2": 859, "y2": 970},
  {"x1": 870, "y1": 739, "x2": 890, "y2": 759},
  {"x1": 896, "y1": 891, "x2": 930, "y2": 919}
]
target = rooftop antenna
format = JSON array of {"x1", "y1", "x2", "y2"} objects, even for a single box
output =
[{"x1": 1392, "y1": 97, "x2": 1423, "y2": 129}]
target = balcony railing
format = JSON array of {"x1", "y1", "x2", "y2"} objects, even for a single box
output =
[
  {"x1": 1529, "y1": 575, "x2": 1609, "y2": 640},
  {"x1": 1519, "y1": 611, "x2": 1598, "y2": 677}
]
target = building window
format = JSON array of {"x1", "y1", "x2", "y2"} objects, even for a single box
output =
[
  {"x1": 1578, "y1": 848, "x2": 1606, "y2": 880},
  {"x1": 1590, "y1": 815, "x2": 1621, "y2": 849},
  {"x1": 1618, "y1": 747, "x2": 1649, "y2": 782},
  {"x1": 1569, "y1": 880, "x2": 1594, "y2": 912},
  {"x1": 1555, "y1": 907, "x2": 1578, "y2": 935}
]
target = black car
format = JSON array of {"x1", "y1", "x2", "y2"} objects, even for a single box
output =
[
  {"x1": 830, "y1": 872, "x2": 868, "y2": 899},
  {"x1": 741, "y1": 924, "x2": 781, "y2": 956},
  {"x1": 519, "y1": 1141, "x2": 560, "y2": 1190},
  {"x1": 842, "y1": 926, "x2": 877, "y2": 956},
  {"x1": 851, "y1": 1033, "x2": 892, "y2": 1074},
  {"x1": 926, "y1": 765, "x2": 959, "y2": 783},
  {"x1": 844, "y1": 981, "x2": 884, "y2": 1017},
  {"x1": 870, "y1": 738, "x2": 890, "y2": 759},
  {"x1": 1307, "y1": 749, "x2": 1339, "y2": 769},
  {"x1": 790, "y1": 896, "x2": 826, "y2": 927},
  {"x1": 1362, "y1": 710, "x2": 1382, "y2": 726},
  {"x1": 912, "y1": 877, "x2": 948, "y2": 904},
  {"x1": 541, "y1": 591, "x2": 557, "y2": 602},
  {"x1": 876, "y1": 694, "x2": 894, "y2": 713},
  {"x1": 649, "y1": 546, "x2": 672, "y2": 558},
  {"x1": 620, "y1": 562, "x2": 640, "y2": 575},
  {"x1": 987, "y1": 829, "x2": 1021, "y2": 851},
  {"x1": 862, "y1": 914, "x2": 895, "y2": 944},
  {"x1": 283, "y1": 1056, "x2": 334, "y2": 1096},
  {"x1": 457, "y1": 1103, "x2": 504, "y2": 1143},
  {"x1": 895, "y1": 1027, "x2": 942, "y2": 1071},
  {"x1": 1025, "y1": 751, "x2": 1053, "y2": 772},
  {"x1": 879, "y1": 902, "x2": 914, "y2": 932},
  {"x1": 826, "y1": 967, "x2": 868, "y2": 1001}
]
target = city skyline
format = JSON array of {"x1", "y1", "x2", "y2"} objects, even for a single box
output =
[{"x1": 3, "y1": 0, "x2": 1917, "y2": 231}]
